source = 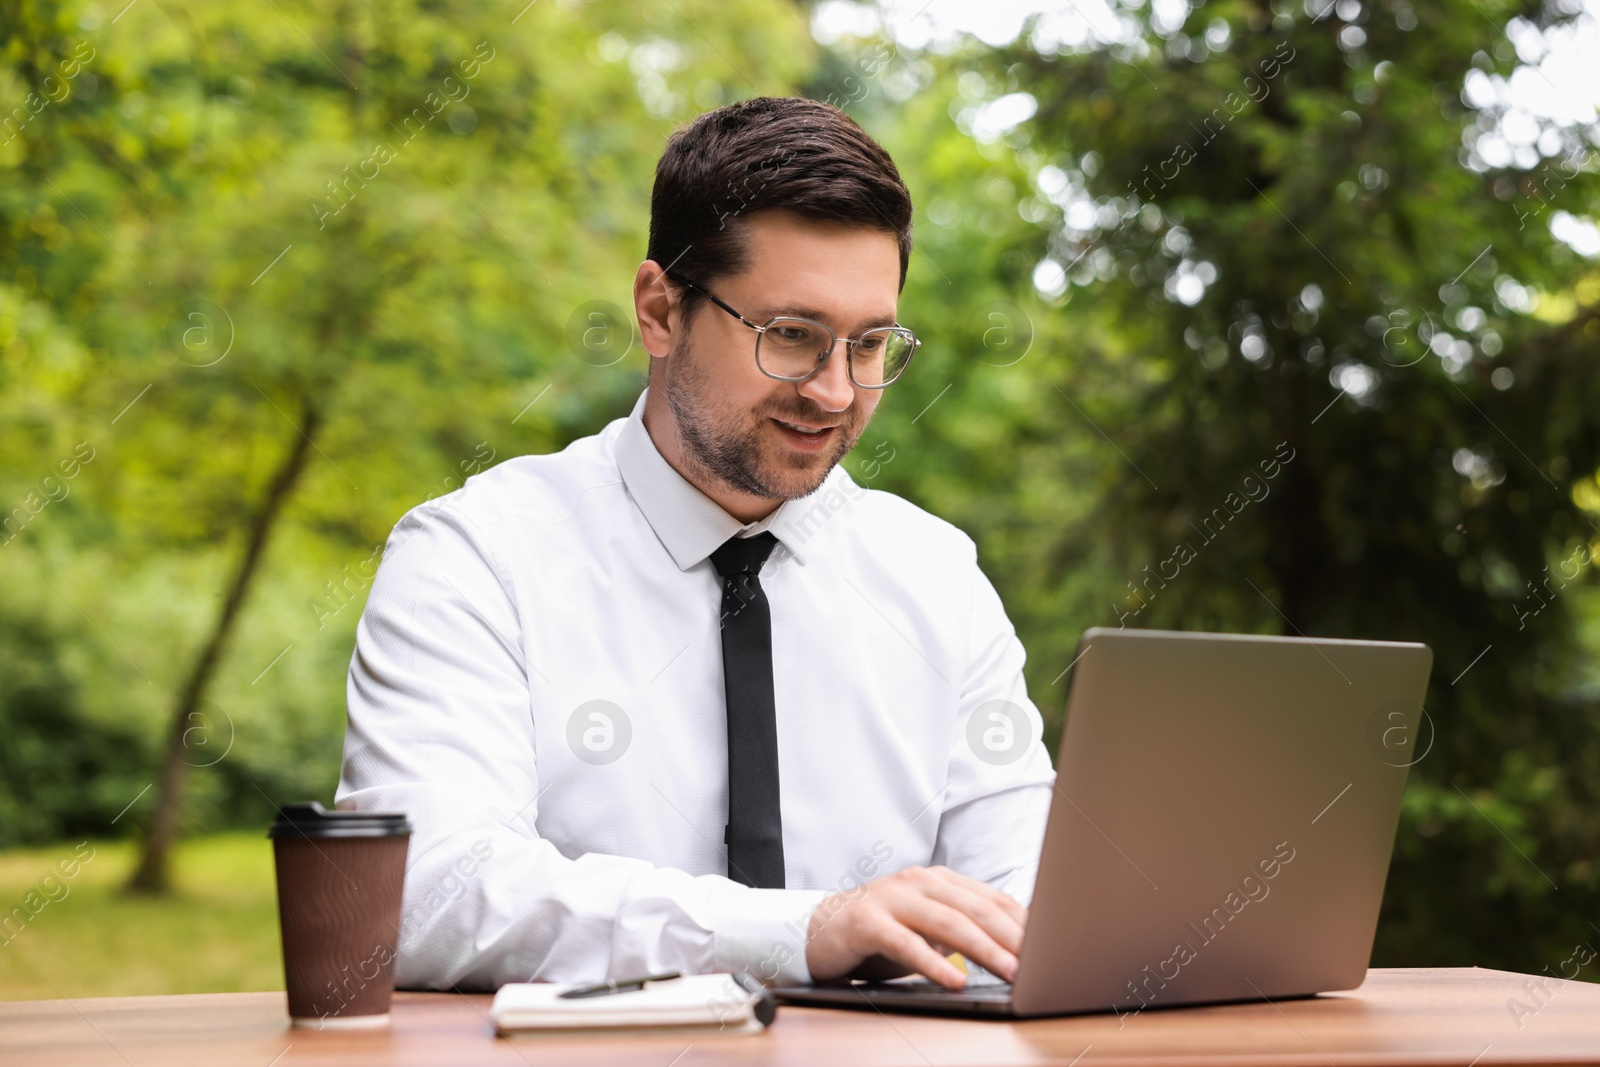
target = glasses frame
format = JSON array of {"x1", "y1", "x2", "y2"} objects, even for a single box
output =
[{"x1": 665, "y1": 270, "x2": 919, "y2": 389}]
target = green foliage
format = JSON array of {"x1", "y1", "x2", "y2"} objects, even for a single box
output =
[
  {"x1": 957, "y1": 0, "x2": 1600, "y2": 972},
  {"x1": 0, "y1": 605, "x2": 150, "y2": 847},
  {"x1": 1, "y1": 0, "x2": 815, "y2": 841},
  {"x1": 4, "y1": 0, "x2": 1600, "y2": 977}
]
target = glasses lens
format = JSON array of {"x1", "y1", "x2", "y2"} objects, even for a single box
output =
[
  {"x1": 850, "y1": 328, "x2": 916, "y2": 387},
  {"x1": 757, "y1": 318, "x2": 834, "y2": 380}
]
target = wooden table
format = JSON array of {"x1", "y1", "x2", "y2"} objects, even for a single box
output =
[{"x1": 2, "y1": 968, "x2": 1596, "y2": 1066}]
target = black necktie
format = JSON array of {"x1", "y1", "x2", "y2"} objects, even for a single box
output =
[{"x1": 709, "y1": 531, "x2": 785, "y2": 889}]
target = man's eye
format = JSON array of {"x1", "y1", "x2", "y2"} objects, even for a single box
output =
[
  {"x1": 775, "y1": 327, "x2": 812, "y2": 343},
  {"x1": 857, "y1": 335, "x2": 885, "y2": 353}
]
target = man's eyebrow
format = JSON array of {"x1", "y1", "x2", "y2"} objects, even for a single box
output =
[{"x1": 756, "y1": 303, "x2": 900, "y2": 330}]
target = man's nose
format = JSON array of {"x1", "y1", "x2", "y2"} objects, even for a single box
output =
[{"x1": 797, "y1": 337, "x2": 856, "y2": 413}]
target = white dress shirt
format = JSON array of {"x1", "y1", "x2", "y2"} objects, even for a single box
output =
[{"x1": 336, "y1": 385, "x2": 1056, "y2": 990}]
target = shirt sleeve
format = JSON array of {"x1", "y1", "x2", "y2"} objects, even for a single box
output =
[
  {"x1": 929, "y1": 549, "x2": 1057, "y2": 907},
  {"x1": 336, "y1": 499, "x2": 827, "y2": 992}
]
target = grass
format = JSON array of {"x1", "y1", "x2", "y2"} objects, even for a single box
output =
[{"x1": 0, "y1": 833, "x2": 283, "y2": 1001}]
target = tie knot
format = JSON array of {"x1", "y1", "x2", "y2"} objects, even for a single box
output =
[{"x1": 710, "y1": 531, "x2": 780, "y2": 579}]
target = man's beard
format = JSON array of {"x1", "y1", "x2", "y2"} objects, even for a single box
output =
[{"x1": 661, "y1": 329, "x2": 864, "y2": 502}]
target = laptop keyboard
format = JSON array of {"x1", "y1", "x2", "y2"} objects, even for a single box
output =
[{"x1": 858, "y1": 979, "x2": 1015, "y2": 1002}]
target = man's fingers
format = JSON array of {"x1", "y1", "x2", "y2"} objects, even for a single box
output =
[
  {"x1": 872, "y1": 919, "x2": 970, "y2": 989},
  {"x1": 807, "y1": 867, "x2": 1033, "y2": 989},
  {"x1": 910, "y1": 875, "x2": 1026, "y2": 956},
  {"x1": 893, "y1": 896, "x2": 1019, "y2": 982},
  {"x1": 926, "y1": 866, "x2": 1029, "y2": 927}
]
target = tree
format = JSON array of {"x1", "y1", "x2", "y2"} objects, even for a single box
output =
[
  {"x1": 960, "y1": 0, "x2": 1600, "y2": 969},
  {"x1": 2, "y1": 0, "x2": 815, "y2": 889}
]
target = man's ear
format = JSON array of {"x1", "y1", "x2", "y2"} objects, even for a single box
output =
[{"x1": 633, "y1": 261, "x2": 679, "y2": 359}]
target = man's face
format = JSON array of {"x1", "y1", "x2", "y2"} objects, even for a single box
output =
[{"x1": 660, "y1": 210, "x2": 901, "y2": 503}]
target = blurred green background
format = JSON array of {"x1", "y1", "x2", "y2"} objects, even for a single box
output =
[{"x1": 3, "y1": 0, "x2": 1598, "y2": 998}]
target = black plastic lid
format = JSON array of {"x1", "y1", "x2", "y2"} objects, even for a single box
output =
[{"x1": 267, "y1": 801, "x2": 412, "y2": 839}]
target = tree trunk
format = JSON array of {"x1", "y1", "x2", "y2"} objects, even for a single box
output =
[{"x1": 126, "y1": 398, "x2": 325, "y2": 894}]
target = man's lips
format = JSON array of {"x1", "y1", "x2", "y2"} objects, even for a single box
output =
[
  {"x1": 771, "y1": 417, "x2": 840, "y2": 433},
  {"x1": 770, "y1": 417, "x2": 841, "y2": 449}
]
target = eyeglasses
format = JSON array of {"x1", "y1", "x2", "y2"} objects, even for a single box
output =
[{"x1": 666, "y1": 270, "x2": 919, "y2": 389}]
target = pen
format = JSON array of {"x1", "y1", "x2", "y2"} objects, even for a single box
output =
[{"x1": 557, "y1": 971, "x2": 683, "y2": 999}]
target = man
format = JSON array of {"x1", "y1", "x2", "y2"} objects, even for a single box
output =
[{"x1": 337, "y1": 96, "x2": 1055, "y2": 992}]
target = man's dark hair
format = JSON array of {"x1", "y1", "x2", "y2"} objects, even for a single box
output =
[{"x1": 646, "y1": 96, "x2": 914, "y2": 328}]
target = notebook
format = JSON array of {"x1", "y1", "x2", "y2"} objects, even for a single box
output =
[{"x1": 490, "y1": 972, "x2": 775, "y2": 1035}]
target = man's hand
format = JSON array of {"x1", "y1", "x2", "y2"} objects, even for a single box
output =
[{"x1": 804, "y1": 866, "x2": 1027, "y2": 989}]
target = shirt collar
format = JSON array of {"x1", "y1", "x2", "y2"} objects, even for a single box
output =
[{"x1": 616, "y1": 387, "x2": 851, "y2": 572}]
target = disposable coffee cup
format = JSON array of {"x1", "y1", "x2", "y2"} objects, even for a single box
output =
[{"x1": 268, "y1": 802, "x2": 411, "y2": 1029}]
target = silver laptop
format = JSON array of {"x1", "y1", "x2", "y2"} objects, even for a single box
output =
[{"x1": 777, "y1": 627, "x2": 1433, "y2": 1018}]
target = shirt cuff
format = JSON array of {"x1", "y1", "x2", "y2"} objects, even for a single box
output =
[
  {"x1": 998, "y1": 862, "x2": 1040, "y2": 908},
  {"x1": 707, "y1": 884, "x2": 830, "y2": 986}
]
